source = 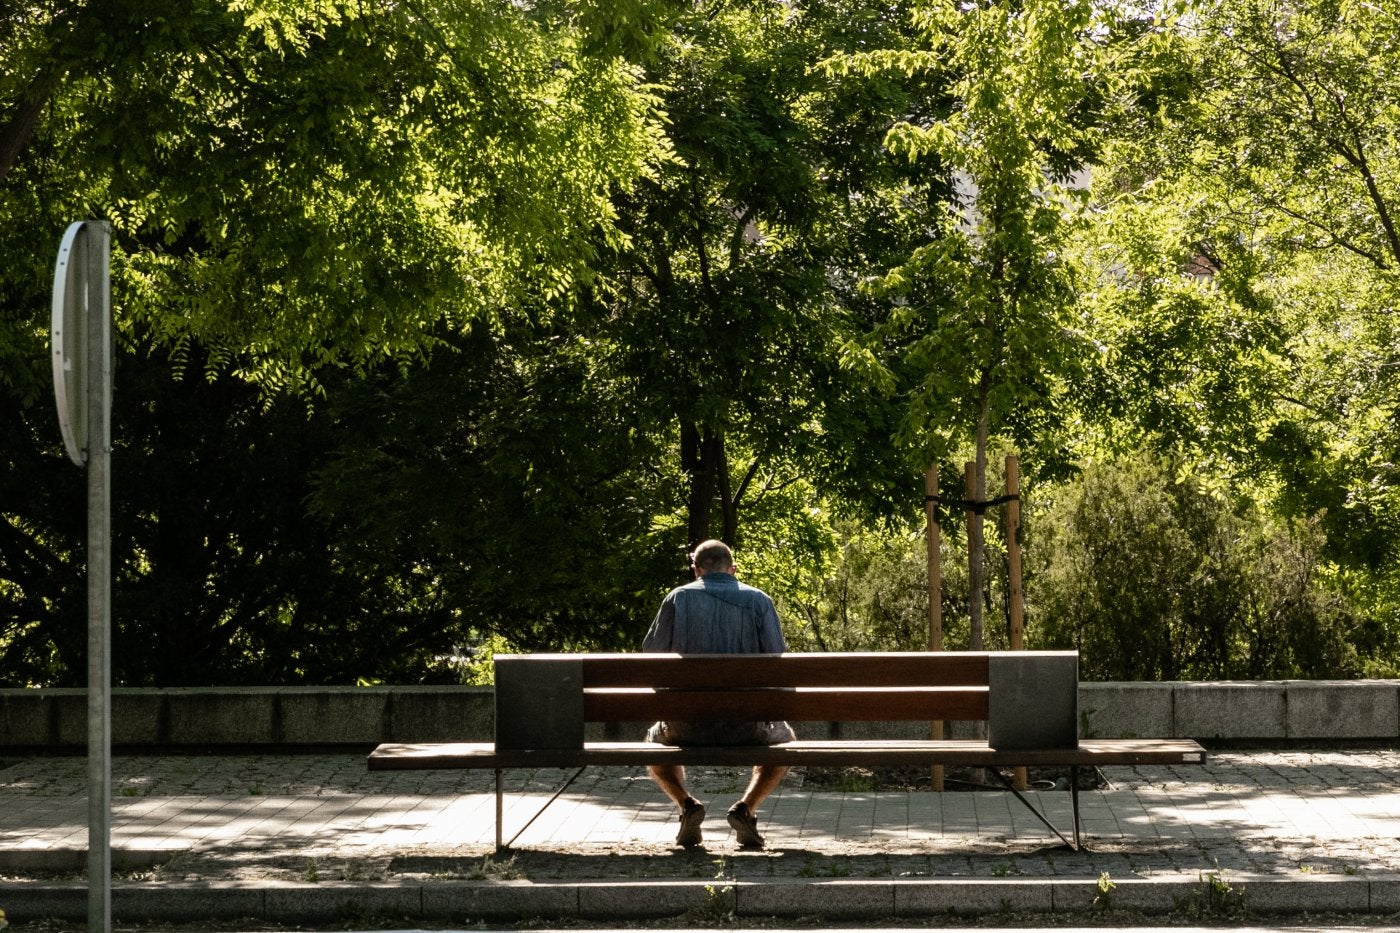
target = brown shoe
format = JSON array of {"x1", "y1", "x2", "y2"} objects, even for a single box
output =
[
  {"x1": 677, "y1": 798, "x2": 705, "y2": 847},
  {"x1": 727, "y1": 802, "x2": 764, "y2": 849}
]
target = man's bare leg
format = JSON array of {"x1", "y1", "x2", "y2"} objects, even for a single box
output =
[
  {"x1": 649, "y1": 764, "x2": 705, "y2": 847},
  {"x1": 739, "y1": 765, "x2": 788, "y2": 811},
  {"x1": 728, "y1": 765, "x2": 788, "y2": 848},
  {"x1": 648, "y1": 764, "x2": 693, "y2": 807}
]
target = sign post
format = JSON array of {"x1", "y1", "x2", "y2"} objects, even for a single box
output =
[{"x1": 52, "y1": 220, "x2": 113, "y2": 933}]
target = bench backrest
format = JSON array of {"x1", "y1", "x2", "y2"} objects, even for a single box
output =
[{"x1": 494, "y1": 651, "x2": 1079, "y2": 752}]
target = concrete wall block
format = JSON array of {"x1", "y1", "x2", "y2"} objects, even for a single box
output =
[
  {"x1": 389, "y1": 687, "x2": 492, "y2": 743},
  {"x1": 53, "y1": 689, "x2": 91, "y2": 746},
  {"x1": 894, "y1": 879, "x2": 1053, "y2": 916},
  {"x1": 1286, "y1": 681, "x2": 1400, "y2": 740},
  {"x1": 0, "y1": 689, "x2": 54, "y2": 746},
  {"x1": 819, "y1": 720, "x2": 935, "y2": 741},
  {"x1": 8, "y1": 678, "x2": 1400, "y2": 748},
  {"x1": 112, "y1": 690, "x2": 164, "y2": 746},
  {"x1": 1078, "y1": 683, "x2": 1174, "y2": 739},
  {"x1": 1175, "y1": 682, "x2": 1287, "y2": 740},
  {"x1": 279, "y1": 688, "x2": 389, "y2": 745},
  {"x1": 587, "y1": 719, "x2": 652, "y2": 742},
  {"x1": 164, "y1": 688, "x2": 277, "y2": 745}
]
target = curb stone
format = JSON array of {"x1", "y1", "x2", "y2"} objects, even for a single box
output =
[{"x1": 7, "y1": 876, "x2": 1400, "y2": 925}]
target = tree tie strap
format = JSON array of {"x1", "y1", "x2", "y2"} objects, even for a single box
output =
[{"x1": 925, "y1": 493, "x2": 1020, "y2": 515}]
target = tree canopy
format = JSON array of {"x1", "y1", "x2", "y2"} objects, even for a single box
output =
[{"x1": 4, "y1": 0, "x2": 1400, "y2": 686}]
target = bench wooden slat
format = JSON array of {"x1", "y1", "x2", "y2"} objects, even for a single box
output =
[
  {"x1": 368, "y1": 738, "x2": 1208, "y2": 771},
  {"x1": 574, "y1": 652, "x2": 995, "y2": 688},
  {"x1": 582, "y1": 686, "x2": 990, "y2": 722}
]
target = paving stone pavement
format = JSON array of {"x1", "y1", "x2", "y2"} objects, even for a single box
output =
[{"x1": 2, "y1": 748, "x2": 1399, "y2": 882}]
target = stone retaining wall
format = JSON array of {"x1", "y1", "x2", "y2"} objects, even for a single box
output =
[{"x1": 1, "y1": 681, "x2": 1397, "y2": 750}]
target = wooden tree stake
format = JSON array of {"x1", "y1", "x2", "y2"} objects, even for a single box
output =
[
  {"x1": 925, "y1": 464, "x2": 944, "y2": 792},
  {"x1": 1006, "y1": 454, "x2": 1026, "y2": 790}
]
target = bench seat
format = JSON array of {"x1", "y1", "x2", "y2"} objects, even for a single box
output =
[{"x1": 369, "y1": 737, "x2": 1208, "y2": 771}]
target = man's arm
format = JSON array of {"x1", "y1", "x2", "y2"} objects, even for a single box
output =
[
  {"x1": 641, "y1": 595, "x2": 675, "y2": 651},
  {"x1": 757, "y1": 599, "x2": 786, "y2": 654}
]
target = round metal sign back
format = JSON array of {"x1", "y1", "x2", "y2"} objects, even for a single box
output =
[{"x1": 52, "y1": 221, "x2": 90, "y2": 466}]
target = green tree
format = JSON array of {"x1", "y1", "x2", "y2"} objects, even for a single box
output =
[
  {"x1": 1031, "y1": 455, "x2": 1367, "y2": 679},
  {"x1": 826, "y1": 0, "x2": 1104, "y2": 647},
  {"x1": 597, "y1": 0, "x2": 942, "y2": 570},
  {"x1": 1, "y1": 0, "x2": 662, "y2": 385},
  {"x1": 0, "y1": 0, "x2": 667, "y2": 684},
  {"x1": 1081, "y1": 0, "x2": 1400, "y2": 637}
]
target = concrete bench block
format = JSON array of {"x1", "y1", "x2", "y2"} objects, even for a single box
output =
[
  {"x1": 279, "y1": 688, "x2": 388, "y2": 744},
  {"x1": 495, "y1": 656, "x2": 583, "y2": 749},
  {"x1": 1286, "y1": 681, "x2": 1400, "y2": 739},
  {"x1": 389, "y1": 687, "x2": 492, "y2": 743},
  {"x1": 1175, "y1": 682, "x2": 1286, "y2": 739},
  {"x1": 989, "y1": 652, "x2": 1078, "y2": 749},
  {"x1": 164, "y1": 688, "x2": 277, "y2": 744},
  {"x1": 1079, "y1": 683, "x2": 1174, "y2": 739}
]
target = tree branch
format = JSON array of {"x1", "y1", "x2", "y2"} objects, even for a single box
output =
[{"x1": 0, "y1": 68, "x2": 59, "y2": 185}]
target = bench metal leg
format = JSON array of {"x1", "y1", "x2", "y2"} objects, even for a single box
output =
[
  {"x1": 1070, "y1": 765, "x2": 1083, "y2": 850},
  {"x1": 495, "y1": 769, "x2": 504, "y2": 851},
  {"x1": 992, "y1": 768, "x2": 1078, "y2": 850},
  {"x1": 494, "y1": 765, "x2": 590, "y2": 852}
]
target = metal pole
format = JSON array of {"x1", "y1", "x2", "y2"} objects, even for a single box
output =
[{"x1": 85, "y1": 222, "x2": 113, "y2": 933}]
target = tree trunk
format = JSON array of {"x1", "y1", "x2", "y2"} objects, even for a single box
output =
[
  {"x1": 966, "y1": 380, "x2": 991, "y2": 651},
  {"x1": 0, "y1": 82, "x2": 51, "y2": 185},
  {"x1": 965, "y1": 460, "x2": 984, "y2": 651},
  {"x1": 680, "y1": 420, "x2": 731, "y2": 552}
]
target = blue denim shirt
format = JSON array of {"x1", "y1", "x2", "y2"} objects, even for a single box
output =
[{"x1": 642, "y1": 572, "x2": 786, "y2": 654}]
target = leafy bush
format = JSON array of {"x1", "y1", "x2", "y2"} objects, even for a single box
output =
[{"x1": 1027, "y1": 455, "x2": 1374, "y2": 679}]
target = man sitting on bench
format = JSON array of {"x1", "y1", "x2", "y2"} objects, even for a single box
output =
[{"x1": 642, "y1": 539, "x2": 795, "y2": 850}]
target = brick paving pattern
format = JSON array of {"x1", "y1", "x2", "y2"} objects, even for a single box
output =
[{"x1": 2, "y1": 749, "x2": 1398, "y2": 884}]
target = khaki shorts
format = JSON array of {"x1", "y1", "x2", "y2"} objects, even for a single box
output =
[{"x1": 646, "y1": 720, "x2": 796, "y2": 746}]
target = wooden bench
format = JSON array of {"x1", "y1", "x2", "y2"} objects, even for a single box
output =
[{"x1": 368, "y1": 651, "x2": 1206, "y2": 851}]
